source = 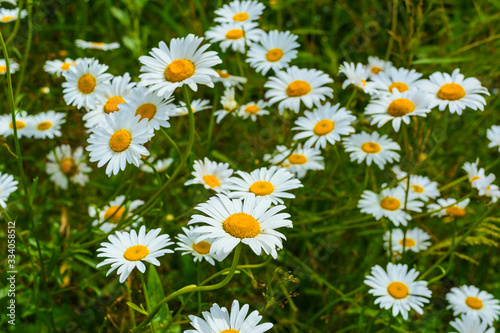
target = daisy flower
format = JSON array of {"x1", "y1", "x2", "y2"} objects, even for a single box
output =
[
  {"x1": 139, "y1": 34, "x2": 221, "y2": 97},
  {"x1": 227, "y1": 166, "x2": 303, "y2": 204},
  {"x1": 0, "y1": 8, "x2": 26, "y2": 23},
  {"x1": 339, "y1": 62, "x2": 373, "y2": 93},
  {"x1": 171, "y1": 99, "x2": 211, "y2": 117},
  {"x1": 0, "y1": 110, "x2": 33, "y2": 138},
  {"x1": 422, "y1": 69, "x2": 489, "y2": 115},
  {"x1": 31, "y1": 111, "x2": 66, "y2": 139},
  {"x1": 366, "y1": 56, "x2": 393, "y2": 76},
  {"x1": 62, "y1": 58, "x2": 113, "y2": 110},
  {"x1": 213, "y1": 69, "x2": 247, "y2": 89},
  {"x1": 140, "y1": 157, "x2": 174, "y2": 173},
  {"x1": 369, "y1": 67, "x2": 424, "y2": 96},
  {"x1": 265, "y1": 66, "x2": 333, "y2": 114},
  {"x1": 0, "y1": 58, "x2": 19, "y2": 75},
  {"x1": 46, "y1": 145, "x2": 91, "y2": 190},
  {"x1": 238, "y1": 100, "x2": 270, "y2": 121},
  {"x1": 189, "y1": 194, "x2": 292, "y2": 260},
  {"x1": 246, "y1": 30, "x2": 300, "y2": 75},
  {"x1": 343, "y1": 131, "x2": 401, "y2": 169},
  {"x1": 43, "y1": 58, "x2": 76, "y2": 77},
  {"x1": 265, "y1": 144, "x2": 324, "y2": 178},
  {"x1": 205, "y1": 22, "x2": 263, "y2": 53},
  {"x1": 358, "y1": 187, "x2": 424, "y2": 226},
  {"x1": 384, "y1": 227, "x2": 431, "y2": 254},
  {"x1": 486, "y1": 125, "x2": 500, "y2": 152},
  {"x1": 397, "y1": 174, "x2": 441, "y2": 202},
  {"x1": 0, "y1": 172, "x2": 18, "y2": 209},
  {"x1": 175, "y1": 226, "x2": 221, "y2": 265},
  {"x1": 292, "y1": 102, "x2": 356, "y2": 149},
  {"x1": 364, "y1": 263, "x2": 432, "y2": 320},
  {"x1": 427, "y1": 198, "x2": 470, "y2": 218},
  {"x1": 86, "y1": 109, "x2": 155, "y2": 176},
  {"x1": 449, "y1": 313, "x2": 495, "y2": 333},
  {"x1": 75, "y1": 39, "x2": 120, "y2": 51},
  {"x1": 90, "y1": 195, "x2": 144, "y2": 233},
  {"x1": 446, "y1": 285, "x2": 500, "y2": 325},
  {"x1": 214, "y1": 0, "x2": 265, "y2": 23},
  {"x1": 96, "y1": 225, "x2": 174, "y2": 283},
  {"x1": 184, "y1": 157, "x2": 234, "y2": 193},
  {"x1": 462, "y1": 159, "x2": 495, "y2": 193},
  {"x1": 214, "y1": 87, "x2": 239, "y2": 123}
]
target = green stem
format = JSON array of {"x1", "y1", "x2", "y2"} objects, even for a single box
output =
[
  {"x1": 125, "y1": 279, "x2": 137, "y2": 328},
  {"x1": 14, "y1": 0, "x2": 33, "y2": 99},
  {"x1": 161, "y1": 128, "x2": 181, "y2": 157},
  {"x1": 139, "y1": 273, "x2": 156, "y2": 333}
]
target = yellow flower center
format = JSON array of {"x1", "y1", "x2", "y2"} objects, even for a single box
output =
[
  {"x1": 220, "y1": 330, "x2": 239, "y2": 333},
  {"x1": 411, "y1": 184, "x2": 424, "y2": 193},
  {"x1": 371, "y1": 66, "x2": 381, "y2": 74},
  {"x1": 37, "y1": 121, "x2": 53, "y2": 131},
  {"x1": 109, "y1": 129, "x2": 132, "y2": 153},
  {"x1": 360, "y1": 79, "x2": 367, "y2": 87},
  {"x1": 437, "y1": 83, "x2": 466, "y2": 101},
  {"x1": 233, "y1": 12, "x2": 249, "y2": 21},
  {"x1": 0, "y1": 65, "x2": 6, "y2": 73},
  {"x1": 60, "y1": 158, "x2": 78, "y2": 176},
  {"x1": 104, "y1": 205, "x2": 126, "y2": 222},
  {"x1": 399, "y1": 238, "x2": 416, "y2": 247},
  {"x1": 215, "y1": 69, "x2": 230, "y2": 79},
  {"x1": 225, "y1": 29, "x2": 244, "y2": 40},
  {"x1": 193, "y1": 241, "x2": 211, "y2": 254},
  {"x1": 446, "y1": 206, "x2": 466, "y2": 217},
  {"x1": 286, "y1": 80, "x2": 311, "y2": 97},
  {"x1": 249, "y1": 181, "x2": 275, "y2": 196},
  {"x1": 361, "y1": 142, "x2": 381, "y2": 154},
  {"x1": 244, "y1": 105, "x2": 260, "y2": 114},
  {"x1": 1, "y1": 16, "x2": 15, "y2": 22},
  {"x1": 266, "y1": 48, "x2": 284, "y2": 62},
  {"x1": 313, "y1": 119, "x2": 335, "y2": 136},
  {"x1": 387, "y1": 98, "x2": 415, "y2": 117},
  {"x1": 135, "y1": 103, "x2": 157, "y2": 121},
  {"x1": 77, "y1": 74, "x2": 96, "y2": 94},
  {"x1": 470, "y1": 176, "x2": 480, "y2": 183},
  {"x1": 91, "y1": 42, "x2": 105, "y2": 47},
  {"x1": 123, "y1": 245, "x2": 149, "y2": 261},
  {"x1": 289, "y1": 153, "x2": 307, "y2": 165},
  {"x1": 9, "y1": 120, "x2": 26, "y2": 129},
  {"x1": 103, "y1": 96, "x2": 126, "y2": 114},
  {"x1": 202, "y1": 175, "x2": 221, "y2": 188},
  {"x1": 61, "y1": 62, "x2": 71, "y2": 70},
  {"x1": 164, "y1": 59, "x2": 195, "y2": 83},
  {"x1": 465, "y1": 296, "x2": 484, "y2": 310},
  {"x1": 387, "y1": 282, "x2": 409, "y2": 299},
  {"x1": 388, "y1": 82, "x2": 409, "y2": 93},
  {"x1": 223, "y1": 212, "x2": 260, "y2": 239},
  {"x1": 380, "y1": 197, "x2": 401, "y2": 211}
]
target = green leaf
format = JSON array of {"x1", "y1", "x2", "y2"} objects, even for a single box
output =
[
  {"x1": 148, "y1": 265, "x2": 169, "y2": 323},
  {"x1": 126, "y1": 302, "x2": 148, "y2": 315},
  {"x1": 411, "y1": 57, "x2": 472, "y2": 65}
]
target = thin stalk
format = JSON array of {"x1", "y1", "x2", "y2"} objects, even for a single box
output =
[
  {"x1": 14, "y1": 0, "x2": 33, "y2": 99},
  {"x1": 125, "y1": 279, "x2": 137, "y2": 328},
  {"x1": 161, "y1": 128, "x2": 181, "y2": 157},
  {"x1": 139, "y1": 273, "x2": 156, "y2": 333}
]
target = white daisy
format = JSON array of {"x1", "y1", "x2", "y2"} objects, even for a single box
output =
[
  {"x1": 292, "y1": 102, "x2": 356, "y2": 149},
  {"x1": 46, "y1": 145, "x2": 91, "y2": 190},
  {"x1": 62, "y1": 58, "x2": 113, "y2": 110},
  {"x1": 0, "y1": 172, "x2": 18, "y2": 209},
  {"x1": 366, "y1": 56, "x2": 393, "y2": 76},
  {"x1": 397, "y1": 174, "x2": 441, "y2": 202},
  {"x1": 186, "y1": 300, "x2": 273, "y2": 333},
  {"x1": 139, "y1": 34, "x2": 221, "y2": 97},
  {"x1": 384, "y1": 227, "x2": 431, "y2": 254},
  {"x1": 96, "y1": 225, "x2": 174, "y2": 283},
  {"x1": 86, "y1": 109, "x2": 155, "y2": 176},
  {"x1": 0, "y1": 58, "x2": 19, "y2": 75},
  {"x1": 446, "y1": 285, "x2": 500, "y2": 325},
  {"x1": 0, "y1": 8, "x2": 26, "y2": 23},
  {"x1": 422, "y1": 69, "x2": 489, "y2": 115},
  {"x1": 214, "y1": 87, "x2": 239, "y2": 123},
  {"x1": 184, "y1": 157, "x2": 234, "y2": 193},
  {"x1": 246, "y1": 30, "x2": 300, "y2": 75},
  {"x1": 140, "y1": 157, "x2": 174, "y2": 173},
  {"x1": 189, "y1": 194, "x2": 292, "y2": 260},
  {"x1": 265, "y1": 144, "x2": 324, "y2": 178},
  {"x1": 213, "y1": 69, "x2": 247, "y2": 89},
  {"x1": 427, "y1": 198, "x2": 470, "y2": 218},
  {"x1": 343, "y1": 131, "x2": 401, "y2": 169},
  {"x1": 339, "y1": 62, "x2": 373, "y2": 93},
  {"x1": 43, "y1": 58, "x2": 76, "y2": 77},
  {"x1": 368, "y1": 67, "x2": 424, "y2": 96},
  {"x1": 175, "y1": 226, "x2": 221, "y2": 265},
  {"x1": 90, "y1": 195, "x2": 144, "y2": 234},
  {"x1": 265, "y1": 66, "x2": 333, "y2": 114},
  {"x1": 358, "y1": 187, "x2": 424, "y2": 226},
  {"x1": 171, "y1": 99, "x2": 211, "y2": 117},
  {"x1": 486, "y1": 125, "x2": 500, "y2": 152},
  {"x1": 75, "y1": 40, "x2": 120, "y2": 51},
  {"x1": 214, "y1": 0, "x2": 265, "y2": 23},
  {"x1": 462, "y1": 159, "x2": 496, "y2": 194},
  {"x1": 449, "y1": 313, "x2": 495, "y2": 333},
  {"x1": 0, "y1": 110, "x2": 33, "y2": 138},
  {"x1": 227, "y1": 166, "x2": 303, "y2": 204},
  {"x1": 31, "y1": 111, "x2": 66, "y2": 139},
  {"x1": 205, "y1": 22, "x2": 263, "y2": 53},
  {"x1": 364, "y1": 263, "x2": 432, "y2": 320},
  {"x1": 238, "y1": 100, "x2": 270, "y2": 121}
]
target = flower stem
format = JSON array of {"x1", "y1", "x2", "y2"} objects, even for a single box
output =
[{"x1": 139, "y1": 273, "x2": 156, "y2": 332}]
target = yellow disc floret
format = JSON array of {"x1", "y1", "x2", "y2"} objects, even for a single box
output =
[
  {"x1": 313, "y1": 119, "x2": 335, "y2": 136},
  {"x1": 286, "y1": 80, "x2": 311, "y2": 97},
  {"x1": 135, "y1": 103, "x2": 157, "y2": 121},
  {"x1": 387, "y1": 282, "x2": 409, "y2": 299},
  {"x1": 193, "y1": 241, "x2": 211, "y2": 254},
  {"x1": 164, "y1": 59, "x2": 195, "y2": 82},
  {"x1": 266, "y1": 48, "x2": 284, "y2": 62},
  {"x1": 361, "y1": 142, "x2": 381, "y2": 154},
  {"x1": 104, "y1": 96, "x2": 126, "y2": 114},
  {"x1": 399, "y1": 238, "x2": 416, "y2": 247},
  {"x1": 9, "y1": 121, "x2": 26, "y2": 129},
  {"x1": 203, "y1": 175, "x2": 221, "y2": 188},
  {"x1": 249, "y1": 181, "x2": 275, "y2": 196},
  {"x1": 446, "y1": 206, "x2": 466, "y2": 217},
  {"x1": 387, "y1": 98, "x2": 415, "y2": 117},
  {"x1": 244, "y1": 105, "x2": 260, "y2": 114},
  {"x1": 380, "y1": 197, "x2": 401, "y2": 211},
  {"x1": 233, "y1": 12, "x2": 250, "y2": 21},
  {"x1": 437, "y1": 83, "x2": 466, "y2": 101},
  {"x1": 109, "y1": 129, "x2": 132, "y2": 153},
  {"x1": 223, "y1": 212, "x2": 260, "y2": 239},
  {"x1": 77, "y1": 74, "x2": 97, "y2": 94},
  {"x1": 465, "y1": 296, "x2": 483, "y2": 310},
  {"x1": 60, "y1": 158, "x2": 78, "y2": 176},
  {"x1": 123, "y1": 245, "x2": 149, "y2": 261},
  {"x1": 411, "y1": 185, "x2": 424, "y2": 193},
  {"x1": 388, "y1": 82, "x2": 409, "y2": 93},
  {"x1": 36, "y1": 121, "x2": 53, "y2": 131},
  {"x1": 225, "y1": 29, "x2": 245, "y2": 40},
  {"x1": 288, "y1": 153, "x2": 307, "y2": 165}
]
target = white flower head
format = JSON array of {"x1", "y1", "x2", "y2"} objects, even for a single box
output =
[
  {"x1": 214, "y1": 0, "x2": 265, "y2": 23},
  {"x1": 0, "y1": 172, "x2": 18, "y2": 209},
  {"x1": 46, "y1": 145, "x2": 91, "y2": 190},
  {"x1": 343, "y1": 131, "x2": 401, "y2": 169},
  {"x1": 446, "y1": 285, "x2": 500, "y2": 325},
  {"x1": 384, "y1": 227, "x2": 431, "y2": 254},
  {"x1": 205, "y1": 21, "x2": 264, "y2": 53},
  {"x1": 265, "y1": 144, "x2": 324, "y2": 179},
  {"x1": 184, "y1": 157, "x2": 234, "y2": 193},
  {"x1": 75, "y1": 40, "x2": 120, "y2": 51},
  {"x1": 175, "y1": 226, "x2": 222, "y2": 265}
]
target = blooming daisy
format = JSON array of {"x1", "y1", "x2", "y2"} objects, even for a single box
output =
[
  {"x1": 292, "y1": 102, "x2": 356, "y2": 149},
  {"x1": 393, "y1": 169, "x2": 440, "y2": 202},
  {"x1": 186, "y1": 299, "x2": 273, "y2": 333},
  {"x1": 96, "y1": 225, "x2": 174, "y2": 283},
  {"x1": 90, "y1": 195, "x2": 144, "y2": 233},
  {"x1": 205, "y1": 22, "x2": 263, "y2": 53},
  {"x1": 62, "y1": 58, "x2": 113, "y2": 110},
  {"x1": 43, "y1": 58, "x2": 76, "y2": 77},
  {"x1": 339, "y1": 62, "x2": 373, "y2": 93},
  {"x1": 31, "y1": 111, "x2": 66, "y2": 139},
  {"x1": 46, "y1": 145, "x2": 91, "y2": 190},
  {"x1": 366, "y1": 56, "x2": 393, "y2": 76},
  {"x1": 462, "y1": 159, "x2": 496, "y2": 194},
  {"x1": 171, "y1": 99, "x2": 211, "y2": 117},
  {"x1": 368, "y1": 67, "x2": 424, "y2": 96},
  {"x1": 364, "y1": 263, "x2": 432, "y2": 320},
  {"x1": 0, "y1": 58, "x2": 19, "y2": 75},
  {"x1": 238, "y1": 100, "x2": 270, "y2": 121},
  {"x1": 246, "y1": 30, "x2": 300, "y2": 75},
  {"x1": 214, "y1": 87, "x2": 239, "y2": 123},
  {"x1": 75, "y1": 39, "x2": 120, "y2": 51},
  {"x1": 449, "y1": 314, "x2": 495, "y2": 333},
  {"x1": 86, "y1": 109, "x2": 155, "y2": 176},
  {"x1": 427, "y1": 198, "x2": 470, "y2": 218},
  {"x1": 189, "y1": 194, "x2": 292, "y2": 259},
  {"x1": 265, "y1": 144, "x2": 324, "y2": 178},
  {"x1": 0, "y1": 172, "x2": 18, "y2": 209},
  {"x1": 0, "y1": 8, "x2": 26, "y2": 23},
  {"x1": 446, "y1": 285, "x2": 500, "y2": 325},
  {"x1": 422, "y1": 69, "x2": 489, "y2": 115},
  {"x1": 265, "y1": 66, "x2": 333, "y2": 114},
  {"x1": 486, "y1": 125, "x2": 500, "y2": 152},
  {"x1": 358, "y1": 187, "x2": 424, "y2": 226},
  {"x1": 175, "y1": 226, "x2": 221, "y2": 265},
  {"x1": 0, "y1": 110, "x2": 33, "y2": 138},
  {"x1": 184, "y1": 157, "x2": 234, "y2": 193},
  {"x1": 214, "y1": 0, "x2": 265, "y2": 23},
  {"x1": 384, "y1": 227, "x2": 431, "y2": 254},
  {"x1": 343, "y1": 131, "x2": 401, "y2": 169},
  {"x1": 212, "y1": 69, "x2": 247, "y2": 89},
  {"x1": 139, "y1": 34, "x2": 221, "y2": 97},
  {"x1": 227, "y1": 166, "x2": 303, "y2": 204},
  {"x1": 140, "y1": 157, "x2": 174, "y2": 173}
]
